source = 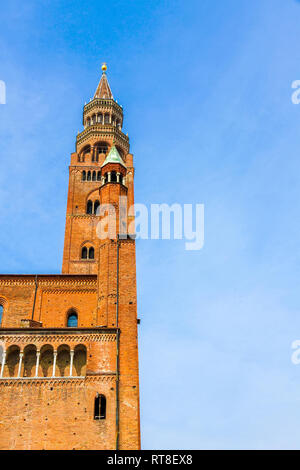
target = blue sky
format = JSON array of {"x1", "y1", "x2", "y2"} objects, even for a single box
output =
[{"x1": 1, "y1": 0, "x2": 300, "y2": 449}]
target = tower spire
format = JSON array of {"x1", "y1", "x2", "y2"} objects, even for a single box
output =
[{"x1": 94, "y1": 63, "x2": 113, "y2": 99}]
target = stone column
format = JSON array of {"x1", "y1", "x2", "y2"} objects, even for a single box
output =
[
  {"x1": 117, "y1": 173, "x2": 120, "y2": 183},
  {"x1": 70, "y1": 350, "x2": 74, "y2": 377},
  {"x1": 0, "y1": 350, "x2": 6, "y2": 378},
  {"x1": 35, "y1": 351, "x2": 40, "y2": 378},
  {"x1": 17, "y1": 351, "x2": 23, "y2": 378},
  {"x1": 52, "y1": 351, "x2": 57, "y2": 377},
  {"x1": 108, "y1": 172, "x2": 111, "y2": 182}
]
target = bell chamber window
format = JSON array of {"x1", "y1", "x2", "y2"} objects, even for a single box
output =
[
  {"x1": 67, "y1": 311, "x2": 78, "y2": 327},
  {"x1": 81, "y1": 245, "x2": 95, "y2": 260},
  {"x1": 86, "y1": 200, "x2": 93, "y2": 214},
  {"x1": 86, "y1": 200, "x2": 100, "y2": 215},
  {"x1": 94, "y1": 394, "x2": 106, "y2": 420}
]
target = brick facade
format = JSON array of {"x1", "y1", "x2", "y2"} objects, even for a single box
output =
[{"x1": 0, "y1": 66, "x2": 141, "y2": 450}]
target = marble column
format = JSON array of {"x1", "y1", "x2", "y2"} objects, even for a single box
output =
[
  {"x1": 70, "y1": 350, "x2": 74, "y2": 377},
  {"x1": 0, "y1": 350, "x2": 6, "y2": 378},
  {"x1": 35, "y1": 351, "x2": 40, "y2": 378},
  {"x1": 17, "y1": 351, "x2": 23, "y2": 378},
  {"x1": 52, "y1": 351, "x2": 57, "y2": 377}
]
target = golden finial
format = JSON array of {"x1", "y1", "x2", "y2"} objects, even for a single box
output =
[{"x1": 102, "y1": 62, "x2": 107, "y2": 73}]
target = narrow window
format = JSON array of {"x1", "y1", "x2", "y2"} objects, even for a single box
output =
[
  {"x1": 92, "y1": 171, "x2": 96, "y2": 181},
  {"x1": 97, "y1": 171, "x2": 101, "y2": 181},
  {"x1": 94, "y1": 200, "x2": 100, "y2": 215},
  {"x1": 81, "y1": 247, "x2": 88, "y2": 259},
  {"x1": 96, "y1": 143, "x2": 108, "y2": 155},
  {"x1": 86, "y1": 200, "x2": 93, "y2": 214},
  {"x1": 111, "y1": 171, "x2": 117, "y2": 182},
  {"x1": 82, "y1": 170, "x2": 86, "y2": 181},
  {"x1": 119, "y1": 174, "x2": 123, "y2": 185},
  {"x1": 104, "y1": 173, "x2": 108, "y2": 184},
  {"x1": 0, "y1": 305, "x2": 3, "y2": 326},
  {"x1": 94, "y1": 394, "x2": 106, "y2": 420},
  {"x1": 87, "y1": 171, "x2": 91, "y2": 181},
  {"x1": 89, "y1": 247, "x2": 95, "y2": 260},
  {"x1": 67, "y1": 312, "x2": 78, "y2": 327}
]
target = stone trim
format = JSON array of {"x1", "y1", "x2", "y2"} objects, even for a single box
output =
[
  {"x1": 0, "y1": 375, "x2": 115, "y2": 387},
  {"x1": 0, "y1": 333, "x2": 117, "y2": 344},
  {"x1": 0, "y1": 275, "x2": 97, "y2": 288}
]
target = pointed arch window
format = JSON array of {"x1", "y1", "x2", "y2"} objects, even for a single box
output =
[
  {"x1": 67, "y1": 311, "x2": 78, "y2": 328},
  {"x1": 86, "y1": 200, "x2": 93, "y2": 214},
  {"x1": 82, "y1": 170, "x2": 86, "y2": 181},
  {"x1": 92, "y1": 171, "x2": 96, "y2": 181},
  {"x1": 81, "y1": 247, "x2": 88, "y2": 259},
  {"x1": 94, "y1": 394, "x2": 106, "y2": 420},
  {"x1": 89, "y1": 247, "x2": 95, "y2": 260},
  {"x1": 87, "y1": 171, "x2": 91, "y2": 181}
]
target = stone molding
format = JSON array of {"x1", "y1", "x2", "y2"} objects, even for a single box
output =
[
  {"x1": 0, "y1": 276, "x2": 97, "y2": 288},
  {"x1": 0, "y1": 333, "x2": 116, "y2": 345},
  {"x1": 0, "y1": 374, "x2": 115, "y2": 387}
]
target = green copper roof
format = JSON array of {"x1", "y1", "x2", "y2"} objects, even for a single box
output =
[{"x1": 101, "y1": 145, "x2": 126, "y2": 168}]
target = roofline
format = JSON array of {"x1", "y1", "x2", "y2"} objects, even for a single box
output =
[
  {"x1": 0, "y1": 327, "x2": 118, "y2": 333},
  {"x1": 0, "y1": 274, "x2": 97, "y2": 278}
]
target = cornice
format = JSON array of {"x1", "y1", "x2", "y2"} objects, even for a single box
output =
[
  {"x1": 83, "y1": 98, "x2": 123, "y2": 114},
  {"x1": 76, "y1": 126, "x2": 129, "y2": 150},
  {"x1": 0, "y1": 375, "x2": 115, "y2": 387},
  {"x1": 0, "y1": 275, "x2": 97, "y2": 287},
  {"x1": 0, "y1": 331, "x2": 117, "y2": 344}
]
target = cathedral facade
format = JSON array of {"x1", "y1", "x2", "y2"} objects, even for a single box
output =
[{"x1": 0, "y1": 65, "x2": 141, "y2": 450}]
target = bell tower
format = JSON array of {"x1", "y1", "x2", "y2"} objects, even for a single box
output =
[
  {"x1": 62, "y1": 64, "x2": 135, "y2": 276},
  {"x1": 62, "y1": 64, "x2": 140, "y2": 448}
]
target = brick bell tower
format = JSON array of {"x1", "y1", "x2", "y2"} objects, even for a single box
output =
[
  {"x1": 0, "y1": 64, "x2": 140, "y2": 450},
  {"x1": 62, "y1": 63, "x2": 135, "y2": 276}
]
